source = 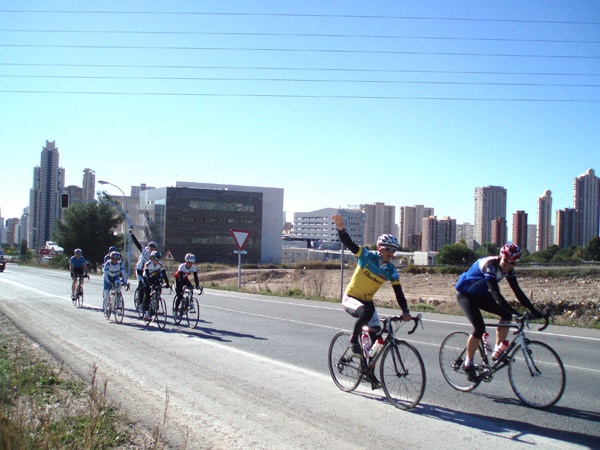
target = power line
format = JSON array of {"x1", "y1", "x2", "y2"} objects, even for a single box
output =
[
  {"x1": 2, "y1": 74, "x2": 598, "y2": 88},
  {"x1": 2, "y1": 62, "x2": 597, "y2": 77},
  {"x1": 2, "y1": 43, "x2": 598, "y2": 59},
  {"x1": 1, "y1": 29, "x2": 599, "y2": 45},
  {"x1": 0, "y1": 10, "x2": 599, "y2": 26},
  {"x1": 1, "y1": 89, "x2": 598, "y2": 102}
]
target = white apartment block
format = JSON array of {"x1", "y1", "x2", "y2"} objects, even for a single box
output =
[{"x1": 293, "y1": 208, "x2": 365, "y2": 250}]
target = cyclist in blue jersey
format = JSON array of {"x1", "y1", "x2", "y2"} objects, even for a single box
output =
[
  {"x1": 102, "y1": 251, "x2": 128, "y2": 313},
  {"x1": 69, "y1": 249, "x2": 88, "y2": 301},
  {"x1": 332, "y1": 214, "x2": 411, "y2": 360},
  {"x1": 456, "y1": 243, "x2": 543, "y2": 381}
]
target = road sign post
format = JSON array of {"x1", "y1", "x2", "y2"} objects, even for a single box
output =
[{"x1": 230, "y1": 229, "x2": 250, "y2": 289}]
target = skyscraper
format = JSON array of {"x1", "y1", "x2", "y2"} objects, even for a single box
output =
[
  {"x1": 361, "y1": 202, "x2": 397, "y2": 246},
  {"x1": 491, "y1": 217, "x2": 507, "y2": 246},
  {"x1": 573, "y1": 168, "x2": 600, "y2": 247},
  {"x1": 82, "y1": 168, "x2": 96, "y2": 203},
  {"x1": 29, "y1": 140, "x2": 65, "y2": 249},
  {"x1": 399, "y1": 205, "x2": 434, "y2": 250},
  {"x1": 512, "y1": 210, "x2": 528, "y2": 250},
  {"x1": 474, "y1": 186, "x2": 507, "y2": 247},
  {"x1": 537, "y1": 190, "x2": 553, "y2": 252},
  {"x1": 555, "y1": 208, "x2": 578, "y2": 249}
]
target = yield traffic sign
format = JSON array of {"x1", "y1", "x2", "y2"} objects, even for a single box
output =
[{"x1": 230, "y1": 229, "x2": 250, "y2": 251}]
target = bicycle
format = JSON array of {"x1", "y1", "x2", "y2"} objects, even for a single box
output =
[
  {"x1": 439, "y1": 313, "x2": 566, "y2": 409},
  {"x1": 145, "y1": 282, "x2": 169, "y2": 329},
  {"x1": 103, "y1": 281, "x2": 129, "y2": 324},
  {"x1": 172, "y1": 286, "x2": 203, "y2": 328},
  {"x1": 72, "y1": 274, "x2": 88, "y2": 308},
  {"x1": 328, "y1": 314, "x2": 426, "y2": 410}
]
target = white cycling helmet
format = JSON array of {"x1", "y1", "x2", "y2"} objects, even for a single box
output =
[
  {"x1": 184, "y1": 253, "x2": 195, "y2": 263},
  {"x1": 377, "y1": 234, "x2": 399, "y2": 250}
]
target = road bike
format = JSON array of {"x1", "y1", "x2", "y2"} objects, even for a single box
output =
[
  {"x1": 145, "y1": 282, "x2": 169, "y2": 329},
  {"x1": 439, "y1": 313, "x2": 566, "y2": 409},
  {"x1": 172, "y1": 286, "x2": 203, "y2": 328},
  {"x1": 104, "y1": 281, "x2": 129, "y2": 324},
  {"x1": 328, "y1": 314, "x2": 426, "y2": 410},
  {"x1": 72, "y1": 274, "x2": 88, "y2": 308}
]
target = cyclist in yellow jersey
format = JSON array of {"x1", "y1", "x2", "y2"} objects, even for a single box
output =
[{"x1": 332, "y1": 214, "x2": 411, "y2": 358}]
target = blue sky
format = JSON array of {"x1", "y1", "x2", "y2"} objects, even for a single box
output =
[{"x1": 1, "y1": 1, "x2": 598, "y2": 231}]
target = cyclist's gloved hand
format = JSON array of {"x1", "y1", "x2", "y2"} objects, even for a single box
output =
[
  {"x1": 530, "y1": 308, "x2": 544, "y2": 319},
  {"x1": 195, "y1": 284, "x2": 200, "y2": 290}
]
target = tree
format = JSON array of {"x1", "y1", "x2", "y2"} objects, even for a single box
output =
[
  {"x1": 436, "y1": 243, "x2": 475, "y2": 265},
  {"x1": 52, "y1": 200, "x2": 123, "y2": 271},
  {"x1": 474, "y1": 243, "x2": 499, "y2": 260},
  {"x1": 584, "y1": 237, "x2": 600, "y2": 261}
]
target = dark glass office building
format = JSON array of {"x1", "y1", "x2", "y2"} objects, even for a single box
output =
[{"x1": 141, "y1": 187, "x2": 263, "y2": 264}]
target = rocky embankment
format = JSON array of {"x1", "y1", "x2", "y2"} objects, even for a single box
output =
[{"x1": 197, "y1": 269, "x2": 600, "y2": 326}]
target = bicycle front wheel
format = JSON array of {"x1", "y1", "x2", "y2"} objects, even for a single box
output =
[
  {"x1": 77, "y1": 286, "x2": 84, "y2": 308},
  {"x1": 186, "y1": 297, "x2": 200, "y2": 329},
  {"x1": 155, "y1": 297, "x2": 167, "y2": 330},
  {"x1": 172, "y1": 296, "x2": 183, "y2": 325},
  {"x1": 380, "y1": 340, "x2": 426, "y2": 410},
  {"x1": 134, "y1": 287, "x2": 143, "y2": 319},
  {"x1": 114, "y1": 293, "x2": 125, "y2": 324},
  {"x1": 508, "y1": 340, "x2": 566, "y2": 409},
  {"x1": 104, "y1": 293, "x2": 113, "y2": 320},
  {"x1": 439, "y1": 331, "x2": 481, "y2": 392},
  {"x1": 328, "y1": 331, "x2": 362, "y2": 392}
]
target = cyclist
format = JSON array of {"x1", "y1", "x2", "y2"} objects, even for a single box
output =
[
  {"x1": 69, "y1": 248, "x2": 88, "y2": 302},
  {"x1": 173, "y1": 252, "x2": 201, "y2": 318},
  {"x1": 142, "y1": 250, "x2": 171, "y2": 321},
  {"x1": 103, "y1": 246, "x2": 118, "y2": 264},
  {"x1": 332, "y1": 214, "x2": 411, "y2": 361},
  {"x1": 130, "y1": 229, "x2": 158, "y2": 313},
  {"x1": 456, "y1": 242, "x2": 543, "y2": 381},
  {"x1": 102, "y1": 251, "x2": 127, "y2": 314}
]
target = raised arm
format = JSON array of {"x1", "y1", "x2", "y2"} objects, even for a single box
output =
[
  {"x1": 332, "y1": 214, "x2": 360, "y2": 254},
  {"x1": 130, "y1": 230, "x2": 143, "y2": 252}
]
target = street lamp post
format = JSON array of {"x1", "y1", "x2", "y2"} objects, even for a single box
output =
[{"x1": 98, "y1": 180, "x2": 132, "y2": 277}]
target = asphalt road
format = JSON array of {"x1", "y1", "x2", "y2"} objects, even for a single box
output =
[{"x1": 0, "y1": 265, "x2": 598, "y2": 449}]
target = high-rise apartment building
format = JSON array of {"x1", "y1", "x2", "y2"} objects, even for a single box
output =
[
  {"x1": 555, "y1": 208, "x2": 578, "y2": 248},
  {"x1": 537, "y1": 189, "x2": 553, "y2": 252},
  {"x1": 527, "y1": 224, "x2": 537, "y2": 253},
  {"x1": 474, "y1": 186, "x2": 507, "y2": 247},
  {"x1": 399, "y1": 205, "x2": 434, "y2": 251},
  {"x1": 294, "y1": 208, "x2": 364, "y2": 250},
  {"x1": 456, "y1": 222, "x2": 475, "y2": 246},
  {"x1": 491, "y1": 217, "x2": 507, "y2": 246},
  {"x1": 421, "y1": 216, "x2": 456, "y2": 251},
  {"x1": 29, "y1": 140, "x2": 65, "y2": 249},
  {"x1": 82, "y1": 168, "x2": 96, "y2": 203},
  {"x1": 361, "y1": 202, "x2": 397, "y2": 246},
  {"x1": 512, "y1": 210, "x2": 528, "y2": 250},
  {"x1": 573, "y1": 168, "x2": 600, "y2": 247}
]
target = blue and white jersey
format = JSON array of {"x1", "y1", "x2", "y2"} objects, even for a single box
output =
[
  {"x1": 456, "y1": 256, "x2": 515, "y2": 295},
  {"x1": 103, "y1": 260, "x2": 127, "y2": 284},
  {"x1": 135, "y1": 246, "x2": 153, "y2": 271},
  {"x1": 345, "y1": 247, "x2": 400, "y2": 301}
]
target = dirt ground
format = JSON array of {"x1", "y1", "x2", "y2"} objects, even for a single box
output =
[{"x1": 198, "y1": 268, "x2": 600, "y2": 324}]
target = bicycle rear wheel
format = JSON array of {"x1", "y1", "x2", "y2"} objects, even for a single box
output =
[
  {"x1": 439, "y1": 331, "x2": 481, "y2": 392},
  {"x1": 114, "y1": 293, "x2": 125, "y2": 324},
  {"x1": 328, "y1": 331, "x2": 362, "y2": 392},
  {"x1": 508, "y1": 340, "x2": 566, "y2": 409},
  {"x1": 104, "y1": 292, "x2": 113, "y2": 321},
  {"x1": 186, "y1": 297, "x2": 200, "y2": 329},
  {"x1": 380, "y1": 340, "x2": 426, "y2": 410},
  {"x1": 155, "y1": 297, "x2": 167, "y2": 330}
]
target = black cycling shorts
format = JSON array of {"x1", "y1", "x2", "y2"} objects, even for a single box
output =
[{"x1": 457, "y1": 291, "x2": 512, "y2": 339}]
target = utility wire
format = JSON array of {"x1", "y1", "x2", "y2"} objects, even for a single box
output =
[
  {"x1": 1, "y1": 62, "x2": 597, "y2": 77},
  {"x1": 0, "y1": 10, "x2": 599, "y2": 26},
  {"x1": 1, "y1": 29, "x2": 598, "y2": 44},
  {"x1": 0, "y1": 89, "x2": 597, "y2": 102},
  {"x1": 1, "y1": 43, "x2": 598, "y2": 59},
  {"x1": 2, "y1": 74, "x2": 598, "y2": 88}
]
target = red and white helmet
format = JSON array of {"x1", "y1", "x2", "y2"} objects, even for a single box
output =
[
  {"x1": 500, "y1": 243, "x2": 521, "y2": 262},
  {"x1": 377, "y1": 234, "x2": 399, "y2": 250}
]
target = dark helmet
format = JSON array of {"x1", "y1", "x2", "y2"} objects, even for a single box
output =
[
  {"x1": 74, "y1": 248, "x2": 82, "y2": 254},
  {"x1": 150, "y1": 250, "x2": 162, "y2": 260},
  {"x1": 110, "y1": 251, "x2": 121, "y2": 260},
  {"x1": 109, "y1": 246, "x2": 117, "y2": 252},
  {"x1": 148, "y1": 241, "x2": 158, "y2": 249}
]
